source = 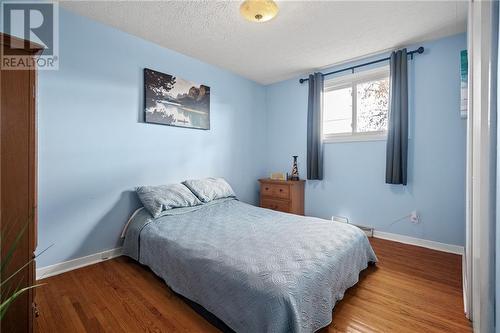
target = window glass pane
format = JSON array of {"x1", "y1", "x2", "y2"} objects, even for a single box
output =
[
  {"x1": 323, "y1": 86, "x2": 352, "y2": 135},
  {"x1": 356, "y1": 77, "x2": 389, "y2": 132}
]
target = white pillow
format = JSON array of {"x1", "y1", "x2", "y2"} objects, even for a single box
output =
[
  {"x1": 136, "y1": 183, "x2": 202, "y2": 218},
  {"x1": 183, "y1": 178, "x2": 236, "y2": 203}
]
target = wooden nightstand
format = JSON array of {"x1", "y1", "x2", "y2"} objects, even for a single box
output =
[{"x1": 258, "y1": 179, "x2": 305, "y2": 215}]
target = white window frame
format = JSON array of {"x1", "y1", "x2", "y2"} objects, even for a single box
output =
[{"x1": 322, "y1": 66, "x2": 390, "y2": 143}]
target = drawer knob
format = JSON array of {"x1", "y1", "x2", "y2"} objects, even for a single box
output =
[
  {"x1": 265, "y1": 187, "x2": 269, "y2": 190},
  {"x1": 279, "y1": 189, "x2": 283, "y2": 192}
]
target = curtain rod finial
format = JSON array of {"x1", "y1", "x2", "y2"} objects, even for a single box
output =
[
  {"x1": 299, "y1": 78, "x2": 305, "y2": 84},
  {"x1": 417, "y1": 46, "x2": 424, "y2": 54}
]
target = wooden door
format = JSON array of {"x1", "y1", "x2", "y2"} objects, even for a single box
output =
[{"x1": 1, "y1": 34, "x2": 40, "y2": 333}]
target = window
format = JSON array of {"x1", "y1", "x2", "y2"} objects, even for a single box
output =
[{"x1": 323, "y1": 67, "x2": 390, "y2": 142}]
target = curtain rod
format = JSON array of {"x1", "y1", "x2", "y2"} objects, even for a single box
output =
[{"x1": 299, "y1": 46, "x2": 424, "y2": 84}]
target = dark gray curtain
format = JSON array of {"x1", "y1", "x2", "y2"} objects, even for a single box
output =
[
  {"x1": 386, "y1": 49, "x2": 408, "y2": 185},
  {"x1": 307, "y1": 72, "x2": 324, "y2": 180}
]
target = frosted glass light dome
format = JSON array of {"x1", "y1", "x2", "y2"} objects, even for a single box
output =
[{"x1": 240, "y1": 0, "x2": 279, "y2": 23}]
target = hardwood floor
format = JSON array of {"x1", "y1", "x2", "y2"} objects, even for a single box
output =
[{"x1": 34, "y1": 238, "x2": 471, "y2": 333}]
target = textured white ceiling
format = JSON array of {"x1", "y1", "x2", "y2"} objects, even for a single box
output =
[{"x1": 60, "y1": 1, "x2": 467, "y2": 85}]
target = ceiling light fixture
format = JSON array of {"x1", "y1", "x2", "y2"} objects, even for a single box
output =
[{"x1": 240, "y1": 0, "x2": 279, "y2": 23}]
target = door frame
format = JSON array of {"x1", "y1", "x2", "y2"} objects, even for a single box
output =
[
  {"x1": 466, "y1": 1, "x2": 497, "y2": 332},
  {"x1": 0, "y1": 32, "x2": 42, "y2": 333}
]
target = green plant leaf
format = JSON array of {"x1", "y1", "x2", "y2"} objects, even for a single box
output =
[
  {"x1": 0, "y1": 258, "x2": 34, "y2": 288},
  {"x1": 1, "y1": 244, "x2": 53, "y2": 288},
  {"x1": 0, "y1": 284, "x2": 44, "y2": 320},
  {"x1": 0, "y1": 219, "x2": 29, "y2": 276},
  {"x1": 1, "y1": 212, "x2": 46, "y2": 320}
]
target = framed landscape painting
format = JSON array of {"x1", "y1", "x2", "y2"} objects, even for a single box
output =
[{"x1": 144, "y1": 68, "x2": 210, "y2": 129}]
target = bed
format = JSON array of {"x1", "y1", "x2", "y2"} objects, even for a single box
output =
[{"x1": 123, "y1": 197, "x2": 377, "y2": 333}]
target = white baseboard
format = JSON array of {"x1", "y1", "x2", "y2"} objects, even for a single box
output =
[
  {"x1": 373, "y1": 230, "x2": 464, "y2": 255},
  {"x1": 36, "y1": 247, "x2": 122, "y2": 280}
]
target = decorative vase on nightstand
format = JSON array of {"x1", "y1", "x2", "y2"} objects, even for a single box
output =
[{"x1": 290, "y1": 155, "x2": 299, "y2": 181}]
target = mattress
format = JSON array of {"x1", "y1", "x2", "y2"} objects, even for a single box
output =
[{"x1": 123, "y1": 198, "x2": 377, "y2": 333}]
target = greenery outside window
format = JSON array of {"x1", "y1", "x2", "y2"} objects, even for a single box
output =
[{"x1": 323, "y1": 66, "x2": 390, "y2": 143}]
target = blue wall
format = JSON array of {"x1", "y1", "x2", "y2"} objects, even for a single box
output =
[
  {"x1": 265, "y1": 34, "x2": 467, "y2": 246},
  {"x1": 36, "y1": 9, "x2": 267, "y2": 267},
  {"x1": 36, "y1": 8, "x2": 467, "y2": 268}
]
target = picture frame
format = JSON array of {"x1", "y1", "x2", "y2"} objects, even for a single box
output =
[{"x1": 143, "y1": 68, "x2": 210, "y2": 129}]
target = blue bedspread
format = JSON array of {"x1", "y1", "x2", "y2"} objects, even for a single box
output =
[{"x1": 123, "y1": 198, "x2": 377, "y2": 333}]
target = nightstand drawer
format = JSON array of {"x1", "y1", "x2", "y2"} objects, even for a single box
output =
[
  {"x1": 261, "y1": 183, "x2": 289, "y2": 199},
  {"x1": 258, "y1": 179, "x2": 305, "y2": 215},
  {"x1": 261, "y1": 198, "x2": 290, "y2": 213}
]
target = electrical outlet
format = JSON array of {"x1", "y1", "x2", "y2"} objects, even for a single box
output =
[{"x1": 410, "y1": 211, "x2": 420, "y2": 224}]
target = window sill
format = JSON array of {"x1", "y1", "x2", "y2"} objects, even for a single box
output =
[{"x1": 323, "y1": 133, "x2": 387, "y2": 143}]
